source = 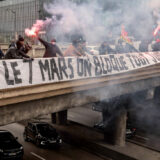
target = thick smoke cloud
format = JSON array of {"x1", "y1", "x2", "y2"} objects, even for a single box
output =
[{"x1": 43, "y1": 0, "x2": 160, "y2": 43}]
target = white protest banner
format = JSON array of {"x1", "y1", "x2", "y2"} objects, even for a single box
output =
[{"x1": 0, "y1": 52, "x2": 160, "y2": 90}]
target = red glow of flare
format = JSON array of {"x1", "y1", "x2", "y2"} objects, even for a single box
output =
[
  {"x1": 153, "y1": 25, "x2": 160, "y2": 36},
  {"x1": 121, "y1": 25, "x2": 132, "y2": 44},
  {"x1": 25, "y1": 20, "x2": 44, "y2": 38},
  {"x1": 153, "y1": 25, "x2": 160, "y2": 43},
  {"x1": 25, "y1": 28, "x2": 38, "y2": 38}
]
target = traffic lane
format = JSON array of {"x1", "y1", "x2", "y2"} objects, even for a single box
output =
[
  {"x1": 0, "y1": 123, "x2": 105, "y2": 160},
  {"x1": 68, "y1": 106, "x2": 102, "y2": 127}
]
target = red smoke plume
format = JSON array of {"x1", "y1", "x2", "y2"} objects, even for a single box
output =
[
  {"x1": 153, "y1": 25, "x2": 160, "y2": 42},
  {"x1": 120, "y1": 25, "x2": 132, "y2": 44},
  {"x1": 25, "y1": 19, "x2": 51, "y2": 38}
]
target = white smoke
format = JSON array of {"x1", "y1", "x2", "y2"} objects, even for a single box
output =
[
  {"x1": 43, "y1": 0, "x2": 160, "y2": 43},
  {"x1": 148, "y1": 0, "x2": 160, "y2": 9}
]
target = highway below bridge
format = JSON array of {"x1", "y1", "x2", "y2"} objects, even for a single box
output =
[{"x1": 0, "y1": 123, "x2": 108, "y2": 160}]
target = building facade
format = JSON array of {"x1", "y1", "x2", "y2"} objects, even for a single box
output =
[
  {"x1": 0, "y1": 0, "x2": 86, "y2": 43},
  {"x1": 0, "y1": 0, "x2": 48, "y2": 43}
]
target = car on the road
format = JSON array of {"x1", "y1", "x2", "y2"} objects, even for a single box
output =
[
  {"x1": 23, "y1": 122, "x2": 62, "y2": 147},
  {"x1": 0, "y1": 130, "x2": 24, "y2": 160},
  {"x1": 94, "y1": 121, "x2": 136, "y2": 138}
]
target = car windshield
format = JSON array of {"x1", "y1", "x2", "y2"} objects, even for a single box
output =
[
  {"x1": 0, "y1": 132, "x2": 15, "y2": 143},
  {"x1": 36, "y1": 124, "x2": 57, "y2": 137}
]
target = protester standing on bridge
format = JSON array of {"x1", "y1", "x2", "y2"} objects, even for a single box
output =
[
  {"x1": 115, "y1": 39, "x2": 126, "y2": 54},
  {"x1": 16, "y1": 35, "x2": 32, "y2": 55},
  {"x1": 9, "y1": 39, "x2": 17, "y2": 48},
  {"x1": 139, "y1": 39, "x2": 150, "y2": 52},
  {"x1": 38, "y1": 37, "x2": 63, "y2": 57},
  {"x1": 0, "y1": 46, "x2": 4, "y2": 59},
  {"x1": 80, "y1": 39, "x2": 94, "y2": 55},
  {"x1": 99, "y1": 41, "x2": 116, "y2": 55},
  {"x1": 64, "y1": 37, "x2": 85, "y2": 57},
  {"x1": 5, "y1": 46, "x2": 25, "y2": 59},
  {"x1": 16, "y1": 35, "x2": 32, "y2": 58},
  {"x1": 5, "y1": 36, "x2": 33, "y2": 60},
  {"x1": 151, "y1": 41, "x2": 160, "y2": 51}
]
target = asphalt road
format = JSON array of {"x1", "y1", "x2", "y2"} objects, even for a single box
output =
[
  {"x1": 68, "y1": 105, "x2": 102, "y2": 127},
  {"x1": 0, "y1": 123, "x2": 105, "y2": 160}
]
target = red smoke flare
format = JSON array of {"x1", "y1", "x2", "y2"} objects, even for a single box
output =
[
  {"x1": 153, "y1": 25, "x2": 160, "y2": 42},
  {"x1": 121, "y1": 25, "x2": 132, "y2": 44},
  {"x1": 25, "y1": 20, "x2": 45, "y2": 38}
]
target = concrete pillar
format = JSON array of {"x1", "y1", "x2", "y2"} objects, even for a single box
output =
[
  {"x1": 51, "y1": 113, "x2": 56, "y2": 124},
  {"x1": 51, "y1": 110, "x2": 68, "y2": 125},
  {"x1": 103, "y1": 98, "x2": 127, "y2": 146},
  {"x1": 154, "y1": 87, "x2": 160, "y2": 103},
  {"x1": 114, "y1": 109, "x2": 127, "y2": 146},
  {"x1": 56, "y1": 110, "x2": 68, "y2": 125}
]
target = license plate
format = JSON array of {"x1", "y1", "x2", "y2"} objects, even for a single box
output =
[
  {"x1": 50, "y1": 140, "x2": 56, "y2": 143},
  {"x1": 9, "y1": 153, "x2": 16, "y2": 156},
  {"x1": 126, "y1": 129, "x2": 132, "y2": 134}
]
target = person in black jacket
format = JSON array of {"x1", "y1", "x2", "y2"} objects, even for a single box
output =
[
  {"x1": 16, "y1": 35, "x2": 31, "y2": 58},
  {"x1": 5, "y1": 36, "x2": 33, "y2": 60},
  {"x1": 5, "y1": 46, "x2": 23, "y2": 59},
  {"x1": 99, "y1": 41, "x2": 116, "y2": 55},
  {"x1": 115, "y1": 39, "x2": 126, "y2": 54},
  {"x1": 151, "y1": 41, "x2": 160, "y2": 51},
  {"x1": 38, "y1": 37, "x2": 63, "y2": 57},
  {"x1": 139, "y1": 39, "x2": 150, "y2": 52}
]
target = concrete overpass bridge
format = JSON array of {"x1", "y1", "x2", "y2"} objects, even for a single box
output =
[{"x1": 1, "y1": 53, "x2": 160, "y2": 146}]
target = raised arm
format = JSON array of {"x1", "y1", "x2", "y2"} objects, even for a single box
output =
[{"x1": 38, "y1": 37, "x2": 49, "y2": 48}]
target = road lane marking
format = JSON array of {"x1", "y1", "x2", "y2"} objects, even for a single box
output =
[
  {"x1": 30, "y1": 152, "x2": 46, "y2": 160},
  {"x1": 136, "y1": 135, "x2": 149, "y2": 141}
]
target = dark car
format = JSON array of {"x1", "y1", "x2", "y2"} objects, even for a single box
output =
[
  {"x1": 94, "y1": 122, "x2": 136, "y2": 138},
  {"x1": 0, "y1": 130, "x2": 24, "y2": 160},
  {"x1": 23, "y1": 122, "x2": 62, "y2": 147}
]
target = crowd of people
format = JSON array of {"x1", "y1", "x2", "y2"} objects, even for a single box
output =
[
  {"x1": 0, "y1": 34, "x2": 160, "y2": 60},
  {"x1": 0, "y1": 35, "x2": 33, "y2": 60}
]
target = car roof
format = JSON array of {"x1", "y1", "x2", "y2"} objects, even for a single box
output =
[{"x1": 0, "y1": 130, "x2": 10, "y2": 134}]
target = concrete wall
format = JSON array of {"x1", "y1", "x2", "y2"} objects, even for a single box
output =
[{"x1": 1, "y1": 74, "x2": 160, "y2": 126}]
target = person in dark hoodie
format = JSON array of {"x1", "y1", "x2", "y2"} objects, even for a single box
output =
[
  {"x1": 151, "y1": 41, "x2": 160, "y2": 52},
  {"x1": 38, "y1": 37, "x2": 63, "y2": 57},
  {"x1": 5, "y1": 35, "x2": 32, "y2": 60},
  {"x1": 99, "y1": 41, "x2": 116, "y2": 55},
  {"x1": 139, "y1": 39, "x2": 150, "y2": 52},
  {"x1": 115, "y1": 39, "x2": 126, "y2": 54},
  {"x1": 16, "y1": 35, "x2": 31, "y2": 57}
]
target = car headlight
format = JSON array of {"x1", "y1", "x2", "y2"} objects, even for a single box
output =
[
  {"x1": 0, "y1": 149, "x2": 3, "y2": 153},
  {"x1": 20, "y1": 146, "x2": 23, "y2": 150},
  {"x1": 59, "y1": 139, "x2": 62, "y2": 143}
]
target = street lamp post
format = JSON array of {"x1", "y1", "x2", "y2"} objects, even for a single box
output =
[{"x1": 6, "y1": 8, "x2": 17, "y2": 40}]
